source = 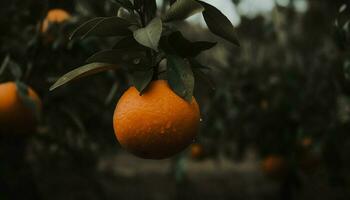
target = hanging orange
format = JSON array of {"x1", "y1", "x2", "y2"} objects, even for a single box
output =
[
  {"x1": 190, "y1": 143, "x2": 204, "y2": 159},
  {"x1": 0, "y1": 82, "x2": 41, "y2": 134},
  {"x1": 113, "y1": 80, "x2": 200, "y2": 159},
  {"x1": 261, "y1": 155, "x2": 287, "y2": 179},
  {"x1": 42, "y1": 9, "x2": 71, "y2": 33}
]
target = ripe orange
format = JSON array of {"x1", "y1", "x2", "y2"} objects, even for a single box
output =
[
  {"x1": 42, "y1": 9, "x2": 71, "y2": 33},
  {"x1": 0, "y1": 82, "x2": 41, "y2": 134},
  {"x1": 261, "y1": 155, "x2": 287, "y2": 179},
  {"x1": 113, "y1": 80, "x2": 200, "y2": 159},
  {"x1": 300, "y1": 137, "x2": 312, "y2": 148},
  {"x1": 190, "y1": 143, "x2": 204, "y2": 159}
]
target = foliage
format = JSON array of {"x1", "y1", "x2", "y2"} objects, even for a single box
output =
[{"x1": 50, "y1": 0, "x2": 239, "y2": 102}]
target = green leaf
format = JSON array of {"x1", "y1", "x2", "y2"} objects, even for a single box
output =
[
  {"x1": 163, "y1": 0, "x2": 204, "y2": 22},
  {"x1": 133, "y1": 17, "x2": 163, "y2": 51},
  {"x1": 0, "y1": 55, "x2": 10, "y2": 76},
  {"x1": 144, "y1": 1, "x2": 158, "y2": 24},
  {"x1": 113, "y1": 36, "x2": 146, "y2": 50},
  {"x1": 8, "y1": 59, "x2": 22, "y2": 80},
  {"x1": 50, "y1": 63, "x2": 117, "y2": 91},
  {"x1": 130, "y1": 67, "x2": 154, "y2": 93},
  {"x1": 86, "y1": 49, "x2": 147, "y2": 65},
  {"x1": 16, "y1": 81, "x2": 41, "y2": 121},
  {"x1": 160, "y1": 31, "x2": 216, "y2": 57},
  {"x1": 167, "y1": 55, "x2": 194, "y2": 102},
  {"x1": 133, "y1": 0, "x2": 142, "y2": 9},
  {"x1": 70, "y1": 17, "x2": 132, "y2": 40},
  {"x1": 112, "y1": 0, "x2": 134, "y2": 10},
  {"x1": 198, "y1": 1, "x2": 240, "y2": 46}
]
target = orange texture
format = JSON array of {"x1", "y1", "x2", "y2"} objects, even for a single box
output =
[
  {"x1": 262, "y1": 155, "x2": 287, "y2": 178},
  {"x1": 113, "y1": 80, "x2": 200, "y2": 159},
  {"x1": 42, "y1": 9, "x2": 71, "y2": 33},
  {"x1": 190, "y1": 143, "x2": 204, "y2": 159},
  {"x1": 0, "y1": 82, "x2": 41, "y2": 134}
]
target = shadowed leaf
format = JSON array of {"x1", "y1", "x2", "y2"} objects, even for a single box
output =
[
  {"x1": 198, "y1": 1, "x2": 240, "y2": 46},
  {"x1": 160, "y1": 31, "x2": 216, "y2": 57},
  {"x1": 130, "y1": 68, "x2": 154, "y2": 93},
  {"x1": 112, "y1": 0, "x2": 134, "y2": 10},
  {"x1": 86, "y1": 49, "x2": 147, "y2": 65},
  {"x1": 113, "y1": 36, "x2": 146, "y2": 50},
  {"x1": 50, "y1": 63, "x2": 117, "y2": 91},
  {"x1": 70, "y1": 17, "x2": 132, "y2": 40},
  {"x1": 167, "y1": 55, "x2": 194, "y2": 102},
  {"x1": 133, "y1": 17, "x2": 163, "y2": 51},
  {"x1": 163, "y1": 0, "x2": 204, "y2": 22}
]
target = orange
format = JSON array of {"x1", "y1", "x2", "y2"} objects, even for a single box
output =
[
  {"x1": 190, "y1": 143, "x2": 204, "y2": 159},
  {"x1": 300, "y1": 137, "x2": 312, "y2": 148},
  {"x1": 0, "y1": 82, "x2": 41, "y2": 134},
  {"x1": 262, "y1": 155, "x2": 287, "y2": 179},
  {"x1": 113, "y1": 80, "x2": 200, "y2": 159},
  {"x1": 42, "y1": 9, "x2": 71, "y2": 33}
]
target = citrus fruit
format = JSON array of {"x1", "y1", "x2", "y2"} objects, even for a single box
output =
[
  {"x1": 300, "y1": 137, "x2": 312, "y2": 148},
  {"x1": 190, "y1": 143, "x2": 204, "y2": 160},
  {"x1": 42, "y1": 9, "x2": 71, "y2": 33},
  {"x1": 113, "y1": 80, "x2": 200, "y2": 159},
  {"x1": 262, "y1": 155, "x2": 287, "y2": 179},
  {"x1": 0, "y1": 82, "x2": 41, "y2": 134}
]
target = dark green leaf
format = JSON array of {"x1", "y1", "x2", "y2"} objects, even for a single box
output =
[
  {"x1": 86, "y1": 49, "x2": 147, "y2": 65},
  {"x1": 160, "y1": 31, "x2": 216, "y2": 57},
  {"x1": 198, "y1": 1, "x2": 240, "y2": 46},
  {"x1": 70, "y1": 17, "x2": 132, "y2": 40},
  {"x1": 134, "y1": 0, "x2": 141, "y2": 9},
  {"x1": 145, "y1": 1, "x2": 157, "y2": 24},
  {"x1": 112, "y1": 0, "x2": 134, "y2": 10},
  {"x1": 113, "y1": 36, "x2": 146, "y2": 50},
  {"x1": 167, "y1": 55, "x2": 194, "y2": 102},
  {"x1": 50, "y1": 63, "x2": 117, "y2": 91},
  {"x1": 16, "y1": 81, "x2": 41, "y2": 121},
  {"x1": 163, "y1": 0, "x2": 204, "y2": 22},
  {"x1": 0, "y1": 55, "x2": 10, "y2": 76},
  {"x1": 130, "y1": 67, "x2": 154, "y2": 93},
  {"x1": 133, "y1": 17, "x2": 163, "y2": 51},
  {"x1": 8, "y1": 60, "x2": 22, "y2": 80},
  {"x1": 70, "y1": 17, "x2": 104, "y2": 40}
]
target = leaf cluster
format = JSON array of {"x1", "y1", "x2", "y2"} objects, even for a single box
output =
[{"x1": 51, "y1": 0, "x2": 240, "y2": 102}]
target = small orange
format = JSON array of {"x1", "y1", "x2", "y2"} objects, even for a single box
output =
[
  {"x1": 262, "y1": 155, "x2": 287, "y2": 179},
  {"x1": 0, "y1": 82, "x2": 41, "y2": 134},
  {"x1": 190, "y1": 143, "x2": 204, "y2": 159},
  {"x1": 42, "y1": 9, "x2": 71, "y2": 33},
  {"x1": 113, "y1": 80, "x2": 200, "y2": 159},
  {"x1": 300, "y1": 137, "x2": 312, "y2": 148}
]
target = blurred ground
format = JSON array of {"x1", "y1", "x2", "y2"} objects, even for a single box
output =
[{"x1": 35, "y1": 151, "x2": 279, "y2": 200}]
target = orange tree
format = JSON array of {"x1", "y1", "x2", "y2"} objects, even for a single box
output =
[
  {"x1": 50, "y1": 0, "x2": 240, "y2": 159},
  {"x1": 0, "y1": 0, "x2": 118, "y2": 198}
]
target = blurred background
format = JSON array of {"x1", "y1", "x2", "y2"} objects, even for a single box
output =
[{"x1": 1, "y1": 0, "x2": 350, "y2": 199}]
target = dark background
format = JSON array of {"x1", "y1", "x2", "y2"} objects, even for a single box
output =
[{"x1": 1, "y1": 0, "x2": 350, "y2": 199}]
